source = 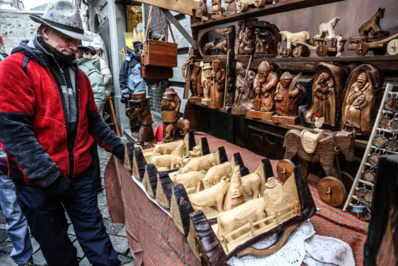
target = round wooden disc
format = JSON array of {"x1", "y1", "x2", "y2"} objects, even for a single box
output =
[
  {"x1": 355, "y1": 42, "x2": 369, "y2": 56},
  {"x1": 340, "y1": 171, "x2": 354, "y2": 194},
  {"x1": 316, "y1": 44, "x2": 328, "y2": 57},
  {"x1": 387, "y1": 39, "x2": 398, "y2": 55},
  {"x1": 292, "y1": 46, "x2": 303, "y2": 58},
  {"x1": 276, "y1": 159, "x2": 295, "y2": 183},
  {"x1": 282, "y1": 48, "x2": 291, "y2": 58},
  {"x1": 292, "y1": 157, "x2": 309, "y2": 179},
  {"x1": 317, "y1": 176, "x2": 347, "y2": 207}
]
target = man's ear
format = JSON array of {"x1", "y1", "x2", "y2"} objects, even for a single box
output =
[{"x1": 42, "y1": 26, "x2": 51, "y2": 40}]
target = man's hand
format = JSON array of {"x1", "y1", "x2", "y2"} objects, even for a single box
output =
[{"x1": 44, "y1": 175, "x2": 74, "y2": 202}]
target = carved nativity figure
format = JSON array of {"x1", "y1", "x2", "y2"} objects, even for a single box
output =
[
  {"x1": 232, "y1": 62, "x2": 256, "y2": 115},
  {"x1": 212, "y1": 0, "x2": 223, "y2": 17},
  {"x1": 253, "y1": 21, "x2": 281, "y2": 57},
  {"x1": 272, "y1": 72, "x2": 306, "y2": 125},
  {"x1": 201, "y1": 62, "x2": 213, "y2": 105},
  {"x1": 301, "y1": 63, "x2": 346, "y2": 130},
  {"x1": 126, "y1": 92, "x2": 155, "y2": 146},
  {"x1": 210, "y1": 59, "x2": 226, "y2": 109},
  {"x1": 239, "y1": 27, "x2": 256, "y2": 55},
  {"x1": 235, "y1": 19, "x2": 257, "y2": 55},
  {"x1": 190, "y1": 62, "x2": 203, "y2": 98},
  {"x1": 250, "y1": 61, "x2": 278, "y2": 120},
  {"x1": 340, "y1": 65, "x2": 382, "y2": 136}
]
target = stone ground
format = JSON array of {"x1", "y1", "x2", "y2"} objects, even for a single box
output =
[{"x1": 0, "y1": 145, "x2": 135, "y2": 266}]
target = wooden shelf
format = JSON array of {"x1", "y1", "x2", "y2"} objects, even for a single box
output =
[
  {"x1": 191, "y1": 0, "x2": 344, "y2": 29},
  {"x1": 190, "y1": 101, "x2": 369, "y2": 149}
]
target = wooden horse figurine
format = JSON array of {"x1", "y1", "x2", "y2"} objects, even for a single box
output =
[{"x1": 359, "y1": 8, "x2": 390, "y2": 40}]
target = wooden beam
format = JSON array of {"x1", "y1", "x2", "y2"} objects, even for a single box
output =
[
  {"x1": 127, "y1": 0, "x2": 200, "y2": 17},
  {"x1": 161, "y1": 8, "x2": 197, "y2": 49}
]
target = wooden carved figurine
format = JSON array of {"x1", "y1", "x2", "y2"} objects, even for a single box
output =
[
  {"x1": 232, "y1": 62, "x2": 255, "y2": 115},
  {"x1": 272, "y1": 72, "x2": 306, "y2": 125},
  {"x1": 171, "y1": 170, "x2": 206, "y2": 192},
  {"x1": 235, "y1": 19, "x2": 257, "y2": 56},
  {"x1": 263, "y1": 177, "x2": 286, "y2": 216},
  {"x1": 179, "y1": 153, "x2": 216, "y2": 174},
  {"x1": 201, "y1": 62, "x2": 212, "y2": 105},
  {"x1": 314, "y1": 17, "x2": 341, "y2": 41},
  {"x1": 224, "y1": 0, "x2": 237, "y2": 15},
  {"x1": 253, "y1": 21, "x2": 281, "y2": 57},
  {"x1": 202, "y1": 161, "x2": 233, "y2": 189},
  {"x1": 301, "y1": 63, "x2": 346, "y2": 130},
  {"x1": 359, "y1": 8, "x2": 389, "y2": 40},
  {"x1": 210, "y1": 59, "x2": 226, "y2": 109},
  {"x1": 199, "y1": 0, "x2": 209, "y2": 22},
  {"x1": 279, "y1": 30, "x2": 310, "y2": 56},
  {"x1": 190, "y1": 62, "x2": 203, "y2": 102},
  {"x1": 189, "y1": 177, "x2": 230, "y2": 213},
  {"x1": 126, "y1": 92, "x2": 155, "y2": 146},
  {"x1": 340, "y1": 64, "x2": 383, "y2": 136},
  {"x1": 150, "y1": 154, "x2": 183, "y2": 170},
  {"x1": 198, "y1": 26, "x2": 235, "y2": 59},
  {"x1": 249, "y1": 61, "x2": 278, "y2": 120},
  {"x1": 224, "y1": 165, "x2": 245, "y2": 211},
  {"x1": 212, "y1": 0, "x2": 223, "y2": 18}
]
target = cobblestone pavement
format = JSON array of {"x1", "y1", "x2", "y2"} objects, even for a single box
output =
[{"x1": 0, "y1": 145, "x2": 135, "y2": 266}]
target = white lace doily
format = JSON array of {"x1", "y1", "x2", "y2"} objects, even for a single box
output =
[{"x1": 227, "y1": 220, "x2": 354, "y2": 266}]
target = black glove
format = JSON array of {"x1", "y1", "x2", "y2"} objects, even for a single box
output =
[
  {"x1": 113, "y1": 144, "x2": 125, "y2": 161},
  {"x1": 44, "y1": 175, "x2": 74, "y2": 202}
]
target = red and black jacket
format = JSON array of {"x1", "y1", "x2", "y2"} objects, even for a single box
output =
[{"x1": 0, "y1": 39, "x2": 124, "y2": 187}]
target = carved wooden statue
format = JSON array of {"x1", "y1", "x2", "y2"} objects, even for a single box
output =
[
  {"x1": 126, "y1": 92, "x2": 155, "y2": 146},
  {"x1": 224, "y1": 165, "x2": 245, "y2": 211},
  {"x1": 340, "y1": 64, "x2": 383, "y2": 136},
  {"x1": 189, "y1": 177, "x2": 230, "y2": 213},
  {"x1": 279, "y1": 30, "x2": 310, "y2": 51},
  {"x1": 224, "y1": 0, "x2": 237, "y2": 15},
  {"x1": 235, "y1": 19, "x2": 257, "y2": 55},
  {"x1": 171, "y1": 170, "x2": 206, "y2": 192},
  {"x1": 210, "y1": 59, "x2": 226, "y2": 109},
  {"x1": 150, "y1": 154, "x2": 183, "y2": 170},
  {"x1": 272, "y1": 72, "x2": 306, "y2": 125},
  {"x1": 253, "y1": 21, "x2": 281, "y2": 57},
  {"x1": 359, "y1": 8, "x2": 389, "y2": 40},
  {"x1": 301, "y1": 63, "x2": 346, "y2": 130},
  {"x1": 314, "y1": 17, "x2": 341, "y2": 41},
  {"x1": 202, "y1": 161, "x2": 233, "y2": 189},
  {"x1": 232, "y1": 62, "x2": 255, "y2": 115},
  {"x1": 179, "y1": 153, "x2": 216, "y2": 174},
  {"x1": 212, "y1": 0, "x2": 223, "y2": 18},
  {"x1": 198, "y1": 26, "x2": 235, "y2": 60},
  {"x1": 263, "y1": 177, "x2": 286, "y2": 216},
  {"x1": 204, "y1": 38, "x2": 220, "y2": 55},
  {"x1": 191, "y1": 62, "x2": 203, "y2": 98},
  {"x1": 201, "y1": 62, "x2": 212, "y2": 105},
  {"x1": 250, "y1": 61, "x2": 278, "y2": 120}
]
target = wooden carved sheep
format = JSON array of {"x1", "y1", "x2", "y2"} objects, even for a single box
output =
[
  {"x1": 202, "y1": 162, "x2": 233, "y2": 189},
  {"x1": 179, "y1": 153, "x2": 216, "y2": 174},
  {"x1": 314, "y1": 17, "x2": 341, "y2": 41},
  {"x1": 189, "y1": 177, "x2": 231, "y2": 213},
  {"x1": 150, "y1": 154, "x2": 183, "y2": 169},
  {"x1": 152, "y1": 140, "x2": 184, "y2": 155},
  {"x1": 171, "y1": 170, "x2": 206, "y2": 192},
  {"x1": 204, "y1": 38, "x2": 220, "y2": 54}
]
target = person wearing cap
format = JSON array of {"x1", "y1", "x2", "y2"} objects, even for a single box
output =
[{"x1": 0, "y1": 1, "x2": 123, "y2": 265}]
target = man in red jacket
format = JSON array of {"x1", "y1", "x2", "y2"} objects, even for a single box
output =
[{"x1": 0, "y1": 1, "x2": 123, "y2": 265}]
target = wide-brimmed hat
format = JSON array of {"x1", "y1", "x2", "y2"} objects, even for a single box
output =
[
  {"x1": 163, "y1": 92, "x2": 176, "y2": 101},
  {"x1": 165, "y1": 88, "x2": 178, "y2": 94},
  {"x1": 130, "y1": 92, "x2": 151, "y2": 103},
  {"x1": 30, "y1": 0, "x2": 92, "y2": 42}
]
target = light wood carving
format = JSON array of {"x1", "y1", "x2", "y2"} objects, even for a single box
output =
[
  {"x1": 189, "y1": 177, "x2": 231, "y2": 213},
  {"x1": 150, "y1": 154, "x2": 183, "y2": 169},
  {"x1": 280, "y1": 30, "x2": 310, "y2": 51},
  {"x1": 152, "y1": 140, "x2": 184, "y2": 155},
  {"x1": 224, "y1": 165, "x2": 246, "y2": 211},
  {"x1": 263, "y1": 177, "x2": 287, "y2": 216},
  {"x1": 314, "y1": 17, "x2": 341, "y2": 41},
  {"x1": 171, "y1": 170, "x2": 206, "y2": 192},
  {"x1": 180, "y1": 153, "x2": 216, "y2": 174},
  {"x1": 202, "y1": 161, "x2": 233, "y2": 189},
  {"x1": 241, "y1": 173, "x2": 262, "y2": 199}
]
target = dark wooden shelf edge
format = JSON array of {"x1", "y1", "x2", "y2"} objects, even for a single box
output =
[
  {"x1": 190, "y1": 102, "x2": 368, "y2": 149},
  {"x1": 191, "y1": 0, "x2": 344, "y2": 29}
]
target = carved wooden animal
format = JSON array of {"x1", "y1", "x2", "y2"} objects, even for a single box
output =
[
  {"x1": 202, "y1": 162, "x2": 233, "y2": 189},
  {"x1": 279, "y1": 30, "x2": 310, "y2": 50},
  {"x1": 216, "y1": 197, "x2": 265, "y2": 241},
  {"x1": 359, "y1": 8, "x2": 389, "y2": 39},
  {"x1": 180, "y1": 153, "x2": 216, "y2": 174},
  {"x1": 189, "y1": 178, "x2": 230, "y2": 213},
  {"x1": 241, "y1": 173, "x2": 262, "y2": 198},
  {"x1": 284, "y1": 130, "x2": 355, "y2": 178},
  {"x1": 204, "y1": 38, "x2": 220, "y2": 55},
  {"x1": 150, "y1": 154, "x2": 183, "y2": 169},
  {"x1": 314, "y1": 17, "x2": 341, "y2": 41},
  {"x1": 171, "y1": 170, "x2": 206, "y2": 192},
  {"x1": 153, "y1": 140, "x2": 184, "y2": 155},
  {"x1": 214, "y1": 39, "x2": 228, "y2": 54}
]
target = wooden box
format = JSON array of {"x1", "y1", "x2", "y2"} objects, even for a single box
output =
[{"x1": 143, "y1": 40, "x2": 177, "y2": 68}]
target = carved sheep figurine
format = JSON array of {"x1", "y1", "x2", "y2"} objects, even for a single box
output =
[
  {"x1": 152, "y1": 140, "x2": 184, "y2": 155},
  {"x1": 189, "y1": 177, "x2": 231, "y2": 213},
  {"x1": 150, "y1": 154, "x2": 183, "y2": 169},
  {"x1": 171, "y1": 170, "x2": 206, "y2": 192},
  {"x1": 202, "y1": 162, "x2": 233, "y2": 189},
  {"x1": 179, "y1": 153, "x2": 216, "y2": 174}
]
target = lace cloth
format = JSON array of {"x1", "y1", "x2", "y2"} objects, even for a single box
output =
[{"x1": 227, "y1": 220, "x2": 354, "y2": 266}]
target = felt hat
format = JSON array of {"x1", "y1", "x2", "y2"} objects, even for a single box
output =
[
  {"x1": 163, "y1": 92, "x2": 176, "y2": 101},
  {"x1": 165, "y1": 88, "x2": 178, "y2": 94},
  {"x1": 30, "y1": 0, "x2": 92, "y2": 42},
  {"x1": 130, "y1": 92, "x2": 151, "y2": 103},
  {"x1": 133, "y1": 41, "x2": 143, "y2": 53}
]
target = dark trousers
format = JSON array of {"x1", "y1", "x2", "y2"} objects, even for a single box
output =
[{"x1": 15, "y1": 168, "x2": 120, "y2": 266}]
